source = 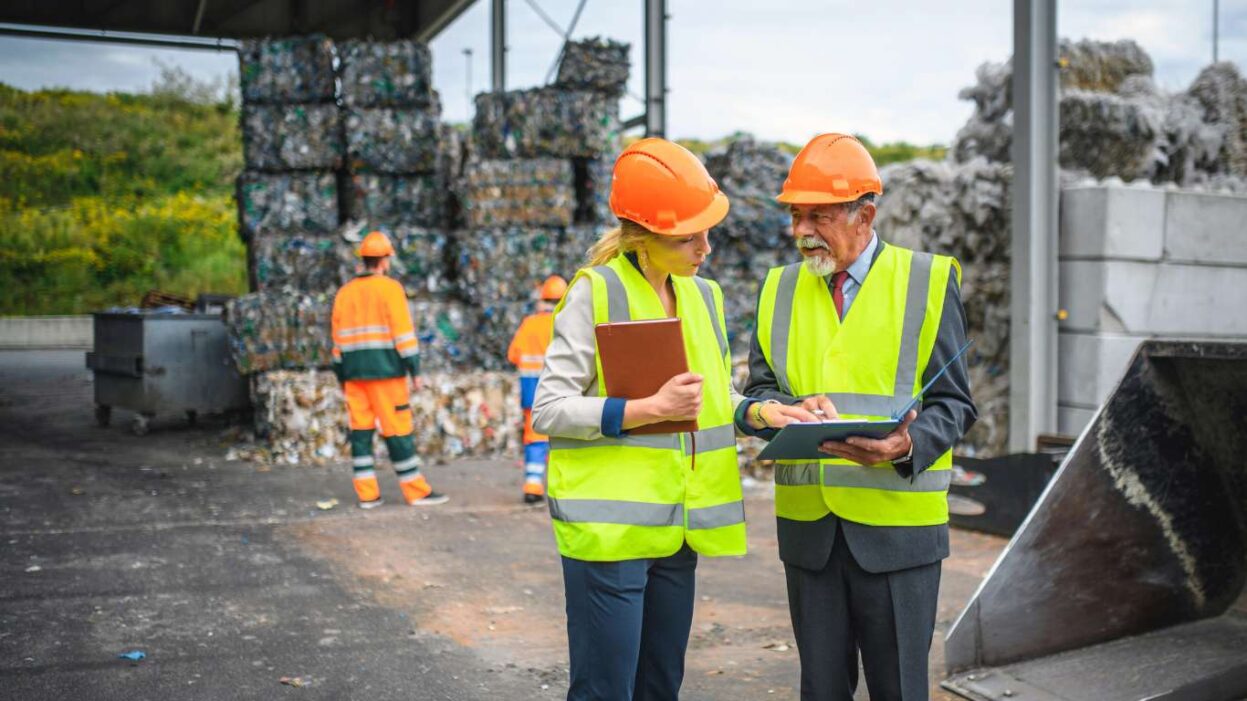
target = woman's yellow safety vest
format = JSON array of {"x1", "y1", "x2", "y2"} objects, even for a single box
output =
[
  {"x1": 756, "y1": 244, "x2": 960, "y2": 527},
  {"x1": 547, "y1": 254, "x2": 746, "y2": 561}
]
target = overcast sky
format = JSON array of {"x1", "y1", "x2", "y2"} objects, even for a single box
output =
[{"x1": 0, "y1": 0, "x2": 1241, "y2": 145}]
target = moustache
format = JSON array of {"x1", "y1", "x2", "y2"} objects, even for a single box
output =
[{"x1": 796, "y1": 236, "x2": 830, "y2": 251}]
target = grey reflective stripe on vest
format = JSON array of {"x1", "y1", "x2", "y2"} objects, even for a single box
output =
[
  {"x1": 687, "y1": 501, "x2": 745, "y2": 530},
  {"x1": 551, "y1": 423, "x2": 736, "y2": 455},
  {"x1": 693, "y1": 276, "x2": 729, "y2": 359},
  {"x1": 823, "y1": 464, "x2": 951, "y2": 492},
  {"x1": 592, "y1": 265, "x2": 631, "y2": 323},
  {"x1": 775, "y1": 462, "x2": 821, "y2": 486},
  {"x1": 548, "y1": 497, "x2": 683, "y2": 526},
  {"x1": 770, "y1": 264, "x2": 802, "y2": 394},
  {"x1": 777, "y1": 462, "x2": 952, "y2": 493},
  {"x1": 684, "y1": 423, "x2": 736, "y2": 455},
  {"x1": 893, "y1": 252, "x2": 933, "y2": 404},
  {"x1": 770, "y1": 253, "x2": 935, "y2": 416}
]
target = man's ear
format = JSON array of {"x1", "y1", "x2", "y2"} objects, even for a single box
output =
[{"x1": 858, "y1": 202, "x2": 877, "y2": 231}]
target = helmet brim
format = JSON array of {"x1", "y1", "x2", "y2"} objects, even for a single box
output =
[
  {"x1": 651, "y1": 191, "x2": 731, "y2": 237},
  {"x1": 775, "y1": 188, "x2": 878, "y2": 205}
]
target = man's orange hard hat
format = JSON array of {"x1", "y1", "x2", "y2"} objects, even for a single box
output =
[
  {"x1": 776, "y1": 133, "x2": 883, "y2": 205},
  {"x1": 358, "y1": 231, "x2": 395, "y2": 257},
  {"x1": 539, "y1": 275, "x2": 568, "y2": 302},
  {"x1": 609, "y1": 137, "x2": 730, "y2": 236}
]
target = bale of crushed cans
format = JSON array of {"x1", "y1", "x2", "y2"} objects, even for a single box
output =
[
  {"x1": 237, "y1": 171, "x2": 340, "y2": 238},
  {"x1": 346, "y1": 173, "x2": 445, "y2": 228},
  {"x1": 338, "y1": 39, "x2": 435, "y2": 107},
  {"x1": 242, "y1": 104, "x2": 344, "y2": 171},
  {"x1": 251, "y1": 233, "x2": 355, "y2": 292},
  {"x1": 472, "y1": 88, "x2": 621, "y2": 159},
  {"x1": 225, "y1": 290, "x2": 335, "y2": 374},
  {"x1": 248, "y1": 369, "x2": 521, "y2": 465},
  {"x1": 463, "y1": 158, "x2": 576, "y2": 228},
  {"x1": 238, "y1": 36, "x2": 336, "y2": 104},
  {"x1": 345, "y1": 107, "x2": 441, "y2": 173},
  {"x1": 554, "y1": 37, "x2": 631, "y2": 96}
]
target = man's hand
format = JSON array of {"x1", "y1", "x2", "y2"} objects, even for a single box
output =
[
  {"x1": 800, "y1": 394, "x2": 839, "y2": 419},
  {"x1": 754, "y1": 402, "x2": 820, "y2": 429},
  {"x1": 818, "y1": 409, "x2": 917, "y2": 466}
]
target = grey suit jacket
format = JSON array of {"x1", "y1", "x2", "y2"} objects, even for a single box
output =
[{"x1": 743, "y1": 240, "x2": 977, "y2": 574}]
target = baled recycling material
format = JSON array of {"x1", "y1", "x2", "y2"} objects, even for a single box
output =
[
  {"x1": 346, "y1": 107, "x2": 441, "y2": 174},
  {"x1": 347, "y1": 173, "x2": 445, "y2": 228},
  {"x1": 473, "y1": 88, "x2": 621, "y2": 159},
  {"x1": 238, "y1": 36, "x2": 336, "y2": 104},
  {"x1": 242, "y1": 104, "x2": 344, "y2": 171},
  {"x1": 554, "y1": 37, "x2": 631, "y2": 96},
  {"x1": 463, "y1": 159, "x2": 576, "y2": 228},
  {"x1": 237, "y1": 171, "x2": 340, "y2": 237},
  {"x1": 250, "y1": 370, "x2": 522, "y2": 465},
  {"x1": 251, "y1": 234, "x2": 355, "y2": 292},
  {"x1": 453, "y1": 227, "x2": 570, "y2": 304},
  {"x1": 225, "y1": 290, "x2": 335, "y2": 374},
  {"x1": 338, "y1": 39, "x2": 435, "y2": 107}
]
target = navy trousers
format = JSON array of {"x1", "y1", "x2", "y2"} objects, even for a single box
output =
[{"x1": 561, "y1": 544, "x2": 698, "y2": 701}]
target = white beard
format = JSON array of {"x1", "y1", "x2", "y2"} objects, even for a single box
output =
[{"x1": 801, "y1": 254, "x2": 838, "y2": 278}]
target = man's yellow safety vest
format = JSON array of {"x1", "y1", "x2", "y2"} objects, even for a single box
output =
[
  {"x1": 547, "y1": 254, "x2": 746, "y2": 561},
  {"x1": 756, "y1": 244, "x2": 960, "y2": 527}
]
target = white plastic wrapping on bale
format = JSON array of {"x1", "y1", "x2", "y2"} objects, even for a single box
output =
[
  {"x1": 250, "y1": 370, "x2": 522, "y2": 465},
  {"x1": 242, "y1": 104, "x2": 344, "y2": 171},
  {"x1": 238, "y1": 171, "x2": 340, "y2": 237}
]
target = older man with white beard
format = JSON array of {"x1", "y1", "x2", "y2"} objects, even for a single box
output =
[{"x1": 734, "y1": 134, "x2": 976, "y2": 701}]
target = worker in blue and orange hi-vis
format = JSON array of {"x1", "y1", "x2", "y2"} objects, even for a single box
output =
[
  {"x1": 506, "y1": 275, "x2": 567, "y2": 504},
  {"x1": 332, "y1": 231, "x2": 448, "y2": 509}
]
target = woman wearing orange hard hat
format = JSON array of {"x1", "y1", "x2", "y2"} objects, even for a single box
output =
[{"x1": 531, "y1": 138, "x2": 813, "y2": 699}]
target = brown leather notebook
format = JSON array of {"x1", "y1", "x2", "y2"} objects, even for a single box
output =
[{"x1": 594, "y1": 318, "x2": 698, "y2": 435}]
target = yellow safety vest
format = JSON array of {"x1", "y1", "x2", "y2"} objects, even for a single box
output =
[
  {"x1": 547, "y1": 254, "x2": 746, "y2": 561},
  {"x1": 756, "y1": 244, "x2": 960, "y2": 527}
]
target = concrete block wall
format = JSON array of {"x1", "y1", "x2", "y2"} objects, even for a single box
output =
[
  {"x1": 1057, "y1": 185, "x2": 1247, "y2": 435},
  {"x1": 0, "y1": 316, "x2": 93, "y2": 349}
]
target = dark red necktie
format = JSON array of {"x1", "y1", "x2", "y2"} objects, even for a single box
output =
[{"x1": 831, "y1": 271, "x2": 849, "y2": 320}]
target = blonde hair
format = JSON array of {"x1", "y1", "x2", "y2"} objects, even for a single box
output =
[{"x1": 585, "y1": 219, "x2": 654, "y2": 267}]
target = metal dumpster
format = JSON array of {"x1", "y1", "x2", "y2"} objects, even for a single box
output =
[
  {"x1": 943, "y1": 340, "x2": 1247, "y2": 701},
  {"x1": 85, "y1": 312, "x2": 249, "y2": 435}
]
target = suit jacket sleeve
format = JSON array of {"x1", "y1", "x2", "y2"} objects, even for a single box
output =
[{"x1": 905, "y1": 273, "x2": 977, "y2": 477}]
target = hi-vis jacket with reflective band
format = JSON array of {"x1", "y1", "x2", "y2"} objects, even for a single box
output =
[
  {"x1": 331, "y1": 273, "x2": 420, "y2": 381},
  {"x1": 547, "y1": 254, "x2": 746, "y2": 561},
  {"x1": 757, "y1": 244, "x2": 961, "y2": 527},
  {"x1": 507, "y1": 312, "x2": 554, "y2": 404}
]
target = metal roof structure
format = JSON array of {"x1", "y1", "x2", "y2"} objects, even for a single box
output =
[{"x1": 0, "y1": 0, "x2": 475, "y2": 44}]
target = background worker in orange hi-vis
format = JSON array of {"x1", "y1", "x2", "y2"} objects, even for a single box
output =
[
  {"x1": 506, "y1": 275, "x2": 567, "y2": 504},
  {"x1": 332, "y1": 231, "x2": 448, "y2": 509}
]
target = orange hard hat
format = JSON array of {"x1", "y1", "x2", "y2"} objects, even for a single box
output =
[
  {"x1": 776, "y1": 133, "x2": 883, "y2": 205},
  {"x1": 609, "y1": 137, "x2": 730, "y2": 236},
  {"x1": 358, "y1": 231, "x2": 395, "y2": 257},
  {"x1": 539, "y1": 275, "x2": 568, "y2": 301}
]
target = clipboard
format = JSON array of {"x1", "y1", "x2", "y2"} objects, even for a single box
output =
[
  {"x1": 595, "y1": 318, "x2": 698, "y2": 435},
  {"x1": 756, "y1": 338, "x2": 973, "y2": 461}
]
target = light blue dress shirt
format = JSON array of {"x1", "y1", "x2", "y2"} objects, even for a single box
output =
[{"x1": 833, "y1": 231, "x2": 878, "y2": 316}]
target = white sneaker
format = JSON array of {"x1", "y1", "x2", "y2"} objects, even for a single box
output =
[
  {"x1": 358, "y1": 498, "x2": 385, "y2": 509},
  {"x1": 407, "y1": 491, "x2": 449, "y2": 506}
]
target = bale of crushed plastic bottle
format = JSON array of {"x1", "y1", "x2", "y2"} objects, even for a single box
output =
[
  {"x1": 463, "y1": 158, "x2": 576, "y2": 228},
  {"x1": 472, "y1": 88, "x2": 621, "y2": 159},
  {"x1": 338, "y1": 39, "x2": 436, "y2": 107},
  {"x1": 237, "y1": 171, "x2": 340, "y2": 238},
  {"x1": 238, "y1": 35, "x2": 336, "y2": 104},
  {"x1": 554, "y1": 37, "x2": 631, "y2": 96},
  {"x1": 345, "y1": 107, "x2": 441, "y2": 173},
  {"x1": 242, "y1": 104, "x2": 344, "y2": 171}
]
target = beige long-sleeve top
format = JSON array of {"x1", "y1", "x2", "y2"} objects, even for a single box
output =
[{"x1": 531, "y1": 273, "x2": 748, "y2": 440}]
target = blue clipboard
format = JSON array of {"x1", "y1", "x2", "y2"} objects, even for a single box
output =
[{"x1": 755, "y1": 339, "x2": 973, "y2": 462}]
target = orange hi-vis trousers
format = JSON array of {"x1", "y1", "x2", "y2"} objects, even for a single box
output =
[{"x1": 343, "y1": 377, "x2": 432, "y2": 505}]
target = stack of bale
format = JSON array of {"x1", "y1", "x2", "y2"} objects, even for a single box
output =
[
  {"x1": 464, "y1": 37, "x2": 627, "y2": 369},
  {"x1": 227, "y1": 37, "x2": 519, "y2": 465},
  {"x1": 876, "y1": 38, "x2": 1247, "y2": 456}
]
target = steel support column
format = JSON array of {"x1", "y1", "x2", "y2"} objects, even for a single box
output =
[
  {"x1": 1009, "y1": 0, "x2": 1059, "y2": 452},
  {"x1": 643, "y1": 0, "x2": 666, "y2": 137},
  {"x1": 491, "y1": 0, "x2": 505, "y2": 92}
]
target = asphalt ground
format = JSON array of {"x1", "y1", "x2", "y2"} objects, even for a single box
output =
[{"x1": 0, "y1": 350, "x2": 1005, "y2": 700}]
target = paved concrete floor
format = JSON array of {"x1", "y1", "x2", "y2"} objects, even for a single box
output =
[{"x1": 0, "y1": 350, "x2": 1006, "y2": 700}]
